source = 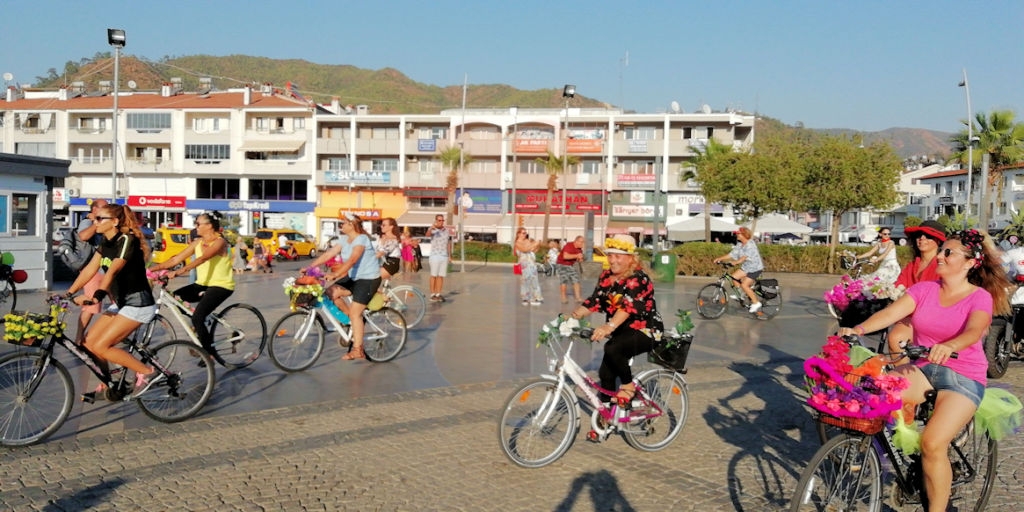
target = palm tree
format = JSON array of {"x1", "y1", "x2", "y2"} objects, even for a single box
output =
[
  {"x1": 534, "y1": 150, "x2": 580, "y2": 243},
  {"x1": 439, "y1": 145, "x2": 472, "y2": 223},
  {"x1": 950, "y1": 109, "x2": 1024, "y2": 203}
]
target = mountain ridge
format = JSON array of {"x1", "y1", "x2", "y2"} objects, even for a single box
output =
[{"x1": 31, "y1": 53, "x2": 952, "y2": 159}]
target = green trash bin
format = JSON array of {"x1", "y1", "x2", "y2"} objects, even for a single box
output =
[{"x1": 652, "y1": 251, "x2": 678, "y2": 284}]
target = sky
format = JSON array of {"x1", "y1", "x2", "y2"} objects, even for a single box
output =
[{"x1": 2, "y1": 1, "x2": 1021, "y2": 133}]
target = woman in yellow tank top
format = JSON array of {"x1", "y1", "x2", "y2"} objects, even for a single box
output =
[{"x1": 150, "y1": 211, "x2": 235, "y2": 354}]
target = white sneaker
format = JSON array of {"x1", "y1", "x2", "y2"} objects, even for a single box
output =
[
  {"x1": 530, "y1": 300, "x2": 543, "y2": 306},
  {"x1": 748, "y1": 302, "x2": 762, "y2": 313}
]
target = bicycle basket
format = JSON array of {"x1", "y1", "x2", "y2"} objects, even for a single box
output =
[
  {"x1": 758, "y1": 279, "x2": 779, "y2": 300},
  {"x1": 288, "y1": 290, "x2": 319, "y2": 309},
  {"x1": 818, "y1": 413, "x2": 885, "y2": 435},
  {"x1": 2, "y1": 311, "x2": 61, "y2": 347},
  {"x1": 648, "y1": 333, "x2": 692, "y2": 371}
]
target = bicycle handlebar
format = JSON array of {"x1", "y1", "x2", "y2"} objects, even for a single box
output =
[{"x1": 841, "y1": 334, "x2": 957, "y2": 360}]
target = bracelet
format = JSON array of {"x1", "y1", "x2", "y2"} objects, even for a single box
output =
[
  {"x1": 606, "y1": 322, "x2": 617, "y2": 330},
  {"x1": 854, "y1": 325, "x2": 866, "y2": 336}
]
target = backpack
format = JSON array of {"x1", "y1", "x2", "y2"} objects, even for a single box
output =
[{"x1": 57, "y1": 234, "x2": 95, "y2": 272}]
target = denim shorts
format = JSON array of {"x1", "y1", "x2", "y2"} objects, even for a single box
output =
[
  {"x1": 117, "y1": 304, "x2": 157, "y2": 324},
  {"x1": 920, "y1": 363, "x2": 985, "y2": 407}
]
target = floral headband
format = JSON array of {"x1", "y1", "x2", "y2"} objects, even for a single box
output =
[{"x1": 951, "y1": 229, "x2": 985, "y2": 267}]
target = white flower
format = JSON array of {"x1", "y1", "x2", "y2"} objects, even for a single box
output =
[
  {"x1": 559, "y1": 317, "x2": 580, "y2": 336},
  {"x1": 283, "y1": 277, "x2": 296, "y2": 288}
]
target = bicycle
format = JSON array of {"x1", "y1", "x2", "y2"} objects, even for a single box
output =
[
  {"x1": 0, "y1": 296, "x2": 216, "y2": 446},
  {"x1": 497, "y1": 317, "x2": 691, "y2": 468},
  {"x1": 825, "y1": 250, "x2": 875, "y2": 319},
  {"x1": 380, "y1": 278, "x2": 426, "y2": 328},
  {"x1": 695, "y1": 262, "x2": 782, "y2": 320},
  {"x1": 790, "y1": 340, "x2": 996, "y2": 511},
  {"x1": 0, "y1": 251, "x2": 25, "y2": 320},
  {"x1": 144, "y1": 271, "x2": 267, "y2": 370},
  {"x1": 268, "y1": 276, "x2": 408, "y2": 371}
]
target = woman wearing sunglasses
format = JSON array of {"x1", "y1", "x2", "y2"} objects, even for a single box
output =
[{"x1": 856, "y1": 226, "x2": 900, "y2": 284}]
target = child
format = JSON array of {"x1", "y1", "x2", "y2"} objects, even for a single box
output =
[{"x1": 544, "y1": 240, "x2": 559, "y2": 276}]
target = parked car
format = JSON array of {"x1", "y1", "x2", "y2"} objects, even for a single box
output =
[
  {"x1": 592, "y1": 246, "x2": 610, "y2": 270},
  {"x1": 151, "y1": 227, "x2": 193, "y2": 267},
  {"x1": 254, "y1": 228, "x2": 317, "y2": 259}
]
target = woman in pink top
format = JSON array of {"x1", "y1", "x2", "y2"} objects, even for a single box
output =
[{"x1": 840, "y1": 229, "x2": 1010, "y2": 511}]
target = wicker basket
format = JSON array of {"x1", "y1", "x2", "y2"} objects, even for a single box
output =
[
  {"x1": 289, "y1": 291, "x2": 319, "y2": 309},
  {"x1": 648, "y1": 333, "x2": 692, "y2": 371},
  {"x1": 818, "y1": 413, "x2": 885, "y2": 435}
]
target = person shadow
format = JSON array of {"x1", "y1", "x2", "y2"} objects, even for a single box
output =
[
  {"x1": 43, "y1": 477, "x2": 127, "y2": 511},
  {"x1": 554, "y1": 469, "x2": 635, "y2": 512},
  {"x1": 701, "y1": 344, "x2": 819, "y2": 511}
]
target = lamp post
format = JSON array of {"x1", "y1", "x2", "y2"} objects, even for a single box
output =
[
  {"x1": 561, "y1": 84, "x2": 575, "y2": 243},
  {"x1": 107, "y1": 28, "x2": 125, "y2": 202},
  {"x1": 509, "y1": 106, "x2": 518, "y2": 242},
  {"x1": 959, "y1": 69, "x2": 974, "y2": 217}
]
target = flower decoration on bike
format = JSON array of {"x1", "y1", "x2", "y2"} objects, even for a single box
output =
[
  {"x1": 3, "y1": 303, "x2": 68, "y2": 346},
  {"x1": 537, "y1": 314, "x2": 591, "y2": 347},
  {"x1": 804, "y1": 336, "x2": 908, "y2": 420},
  {"x1": 824, "y1": 275, "x2": 904, "y2": 312},
  {"x1": 283, "y1": 276, "x2": 325, "y2": 311}
]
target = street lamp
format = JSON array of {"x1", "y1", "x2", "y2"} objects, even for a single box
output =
[
  {"x1": 959, "y1": 69, "x2": 974, "y2": 217},
  {"x1": 509, "y1": 106, "x2": 518, "y2": 241},
  {"x1": 107, "y1": 28, "x2": 126, "y2": 202},
  {"x1": 561, "y1": 84, "x2": 575, "y2": 242}
]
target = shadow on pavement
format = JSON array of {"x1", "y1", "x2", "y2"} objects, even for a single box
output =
[
  {"x1": 43, "y1": 477, "x2": 127, "y2": 511},
  {"x1": 554, "y1": 469, "x2": 635, "y2": 512}
]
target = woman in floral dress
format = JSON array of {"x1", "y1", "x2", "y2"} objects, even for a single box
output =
[{"x1": 514, "y1": 228, "x2": 543, "y2": 305}]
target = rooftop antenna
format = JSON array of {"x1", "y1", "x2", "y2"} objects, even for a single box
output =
[
  {"x1": 670, "y1": 100, "x2": 680, "y2": 113},
  {"x1": 127, "y1": 80, "x2": 137, "y2": 90},
  {"x1": 2, "y1": 72, "x2": 12, "y2": 87},
  {"x1": 700, "y1": 104, "x2": 712, "y2": 114},
  {"x1": 618, "y1": 50, "x2": 628, "y2": 110}
]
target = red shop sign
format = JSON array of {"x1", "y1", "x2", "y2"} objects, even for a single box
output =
[{"x1": 127, "y1": 195, "x2": 186, "y2": 209}]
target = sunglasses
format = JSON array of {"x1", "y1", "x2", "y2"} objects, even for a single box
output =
[
  {"x1": 942, "y1": 248, "x2": 967, "y2": 258},
  {"x1": 880, "y1": 232, "x2": 890, "y2": 236},
  {"x1": 95, "y1": 216, "x2": 115, "y2": 221}
]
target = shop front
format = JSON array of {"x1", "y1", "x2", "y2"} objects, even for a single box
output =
[
  {"x1": 514, "y1": 189, "x2": 605, "y2": 244},
  {"x1": 187, "y1": 199, "x2": 317, "y2": 239},
  {"x1": 317, "y1": 189, "x2": 406, "y2": 245},
  {"x1": 606, "y1": 190, "x2": 668, "y2": 247}
]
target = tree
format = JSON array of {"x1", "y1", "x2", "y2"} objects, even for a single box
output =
[
  {"x1": 801, "y1": 135, "x2": 903, "y2": 271},
  {"x1": 950, "y1": 109, "x2": 1024, "y2": 213},
  {"x1": 717, "y1": 132, "x2": 807, "y2": 232},
  {"x1": 688, "y1": 139, "x2": 735, "y2": 241},
  {"x1": 534, "y1": 150, "x2": 579, "y2": 243},
  {"x1": 438, "y1": 145, "x2": 472, "y2": 223}
]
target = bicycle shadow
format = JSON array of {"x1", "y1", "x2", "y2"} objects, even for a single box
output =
[
  {"x1": 42, "y1": 476, "x2": 127, "y2": 511},
  {"x1": 553, "y1": 469, "x2": 635, "y2": 512},
  {"x1": 701, "y1": 345, "x2": 818, "y2": 511}
]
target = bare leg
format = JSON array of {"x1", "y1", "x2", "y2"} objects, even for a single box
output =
[{"x1": 83, "y1": 314, "x2": 151, "y2": 375}]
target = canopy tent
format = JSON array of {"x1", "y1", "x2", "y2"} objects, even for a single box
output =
[
  {"x1": 746, "y1": 213, "x2": 813, "y2": 234},
  {"x1": 666, "y1": 215, "x2": 740, "y2": 242}
]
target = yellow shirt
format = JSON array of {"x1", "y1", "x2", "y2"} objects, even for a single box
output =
[{"x1": 195, "y1": 239, "x2": 235, "y2": 290}]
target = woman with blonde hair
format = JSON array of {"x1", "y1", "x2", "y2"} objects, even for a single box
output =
[
  {"x1": 514, "y1": 228, "x2": 543, "y2": 305},
  {"x1": 569, "y1": 234, "x2": 664, "y2": 404}
]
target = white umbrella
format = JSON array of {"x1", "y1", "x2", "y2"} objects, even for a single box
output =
[
  {"x1": 746, "y1": 213, "x2": 812, "y2": 234},
  {"x1": 667, "y1": 215, "x2": 740, "y2": 242}
]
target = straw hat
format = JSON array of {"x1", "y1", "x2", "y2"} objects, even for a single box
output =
[{"x1": 604, "y1": 234, "x2": 637, "y2": 255}]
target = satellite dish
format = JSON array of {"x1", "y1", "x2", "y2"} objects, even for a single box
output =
[
  {"x1": 127, "y1": 80, "x2": 137, "y2": 89},
  {"x1": 2, "y1": 72, "x2": 12, "y2": 82},
  {"x1": 700, "y1": 104, "x2": 712, "y2": 114},
  {"x1": 670, "y1": 101, "x2": 680, "y2": 113}
]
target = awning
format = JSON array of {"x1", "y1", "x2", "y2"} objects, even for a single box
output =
[
  {"x1": 605, "y1": 220, "x2": 666, "y2": 236},
  {"x1": 398, "y1": 211, "x2": 443, "y2": 227},
  {"x1": 237, "y1": 140, "x2": 305, "y2": 152}
]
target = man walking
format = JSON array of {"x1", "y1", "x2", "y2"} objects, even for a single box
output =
[
  {"x1": 557, "y1": 236, "x2": 585, "y2": 303},
  {"x1": 428, "y1": 214, "x2": 451, "y2": 302},
  {"x1": 74, "y1": 198, "x2": 107, "y2": 344}
]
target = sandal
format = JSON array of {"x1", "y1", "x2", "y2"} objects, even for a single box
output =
[{"x1": 342, "y1": 346, "x2": 366, "y2": 361}]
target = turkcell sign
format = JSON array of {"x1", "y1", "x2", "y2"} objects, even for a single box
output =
[{"x1": 188, "y1": 199, "x2": 316, "y2": 213}]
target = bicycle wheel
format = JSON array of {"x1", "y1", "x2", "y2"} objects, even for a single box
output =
[
  {"x1": 0, "y1": 353, "x2": 73, "y2": 446},
  {"x1": 498, "y1": 379, "x2": 580, "y2": 468},
  {"x1": 624, "y1": 369, "x2": 688, "y2": 451},
  {"x1": 984, "y1": 318, "x2": 1010, "y2": 379},
  {"x1": 268, "y1": 310, "x2": 324, "y2": 372},
  {"x1": 387, "y1": 285, "x2": 426, "y2": 328},
  {"x1": 696, "y1": 283, "x2": 727, "y2": 319},
  {"x1": 209, "y1": 303, "x2": 267, "y2": 369},
  {"x1": 362, "y1": 307, "x2": 407, "y2": 362},
  {"x1": 139, "y1": 314, "x2": 177, "y2": 349},
  {"x1": 0, "y1": 278, "x2": 16, "y2": 320},
  {"x1": 756, "y1": 285, "x2": 783, "y2": 320},
  {"x1": 789, "y1": 433, "x2": 882, "y2": 511},
  {"x1": 135, "y1": 340, "x2": 216, "y2": 423},
  {"x1": 946, "y1": 421, "x2": 997, "y2": 511}
]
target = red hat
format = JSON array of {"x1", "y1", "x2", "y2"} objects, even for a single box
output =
[{"x1": 905, "y1": 220, "x2": 947, "y2": 242}]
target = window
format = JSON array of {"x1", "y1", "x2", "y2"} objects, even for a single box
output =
[
  {"x1": 371, "y1": 159, "x2": 398, "y2": 172},
  {"x1": 624, "y1": 126, "x2": 656, "y2": 140},
  {"x1": 249, "y1": 179, "x2": 308, "y2": 201},
  {"x1": 192, "y1": 118, "x2": 223, "y2": 133},
  {"x1": 196, "y1": 179, "x2": 240, "y2": 199},
  {"x1": 185, "y1": 144, "x2": 230, "y2": 161},
  {"x1": 127, "y1": 112, "x2": 171, "y2": 130},
  {"x1": 416, "y1": 197, "x2": 447, "y2": 208},
  {"x1": 620, "y1": 160, "x2": 656, "y2": 174},
  {"x1": 372, "y1": 127, "x2": 399, "y2": 140},
  {"x1": 77, "y1": 117, "x2": 107, "y2": 132},
  {"x1": 520, "y1": 160, "x2": 545, "y2": 174},
  {"x1": 15, "y1": 142, "x2": 57, "y2": 158},
  {"x1": 294, "y1": 117, "x2": 305, "y2": 129},
  {"x1": 328, "y1": 158, "x2": 350, "y2": 171},
  {"x1": 246, "y1": 151, "x2": 299, "y2": 161},
  {"x1": 419, "y1": 127, "x2": 447, "y2": 139},
  {"x1": 10, "y1": 193, "x2": 38, "y2": 236},
  {"x1": 328, "y1": 126, "x2": 350, "y2": 139},
  {"x1": 580, "y1": 160, "x2": 602, "y2": 175}
]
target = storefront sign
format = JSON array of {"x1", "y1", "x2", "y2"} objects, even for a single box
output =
[
  {"x1": 325, "y1": 170, "x2": 391, "y2": 185},
  {"x1": 611, "y1": 204, "x2": 666, "y2": 218},
  {"x1": 616, "y1": 174, "x2": 657, "y2": 188},
  {"x1": 404, "y1": 188, "x2": 446, "y2": 198},
  {"x1": 128, "y1": 195, "x2": 186, "y2": 209},
  {"x1": 188, "y1": 199, "x2": 316, "y2": 213},
  {"x1": 628, "y1": 140, "x2": 648, "y2": 153},
  {"x1": 567, "y1": 139, "x2": 604, "y2": 154},
  {"x1": 464, "y1": 189, "x2": 503, "y2": 214},
  {"x1": 514, "y1": 139, "x2": 552, "y2": 153},
  {"x1": 514, "y1": 189, "x2": 602, "y2": 214},
  {"x1": 338, "y1": 208, "x2": 382, "y2": 220},
  {"x1": 417, "y1": 139, "x2": 437, "y2": 151}
]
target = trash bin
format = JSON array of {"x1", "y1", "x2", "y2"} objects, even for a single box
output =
[{"x1": 652, "y1": 251, "x2": 678, "y2": 284}]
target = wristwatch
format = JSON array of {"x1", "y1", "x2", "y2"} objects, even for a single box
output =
[{"x1": 606, "y1": 322, "x2": 617, "y2": 330}]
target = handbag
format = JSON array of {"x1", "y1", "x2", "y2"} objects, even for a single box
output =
[{"x1": 513, "y1": 263, "x2": 522, "y2": 275}]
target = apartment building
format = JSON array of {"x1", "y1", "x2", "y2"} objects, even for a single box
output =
[{"x1": 1, "y1": 83, "x2": 755, "y2": 244}]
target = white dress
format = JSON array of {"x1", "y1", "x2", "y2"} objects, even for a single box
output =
[{"x1": 865, "y1": 240, "x2": 900, "y2": 284}]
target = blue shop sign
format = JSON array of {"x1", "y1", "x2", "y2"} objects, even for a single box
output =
[
  {"x1": 465, "y1": 188, "x2": 504, "y2": 214},
  {"x1": 188, "y1": 199, "x2": 316, "y2": 213}
]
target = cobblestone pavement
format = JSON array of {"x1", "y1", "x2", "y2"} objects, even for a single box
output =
[{"x1": 1, "y1": 264, "x2": 1022, "y2": 510}]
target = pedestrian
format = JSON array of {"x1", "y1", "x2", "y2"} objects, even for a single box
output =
[
  {"x1": 377, "y1": 217, "x2": 402, "y2": 280},
  {"x1": 233, "y1": 236, "x2": 249, "y2": 274},
  {"x1": 428, "y1": 214, "x2": 451, "y2": 302},
  {"x1": 514, "y1": 228, "x2": 543, "y2": 305},
  {"x1": 400, "y1": 227, "x2": 417, "y2": 276},
  {"x1": 73, "y1": 198, "x2": 108, "y2": 345},
  {"x1": 251, "y1": 241, "x2": 271, "y2": 273},
  {"x1": 557, "y1": 236, "x2": 585, "y2": 303}
]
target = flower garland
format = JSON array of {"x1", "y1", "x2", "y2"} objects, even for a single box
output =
[
  {"x1": 282, "y1": 276, "x2": 324, "y2": 299},
  {"x1": 804, "y1": 336, "x2": 908, "y2": 419},
  {"x1": 823, "y1": 275, "x2": 905, "y2": 312},
  {"x1": 3, "y1": 305, "x2": 67, "y2": 345},
  {"x1": 604, "y1": 237, "x2": 635, "y2": 254},
  {"x1": 537, "y1": 314, "x2": 591, "y2": 347}
]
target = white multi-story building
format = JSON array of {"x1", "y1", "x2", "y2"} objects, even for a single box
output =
[{"x1": 1, "y1": 83, "x2": 755, "y2": 244}]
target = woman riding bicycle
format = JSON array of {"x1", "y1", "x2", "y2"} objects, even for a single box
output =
[
  {"x1": 713, "y1": 226, "x2": 764, "y2": 313},
  {"x1": 302, "y1": 212, "x2": 382, "y2": 361},
  {"x1": 62, "y1": 203, "x2": 162, "y2": 396},
  {"x1": 838, "y1": 229, "x2": 1010, "y2": 512},
  {"x1": 856, "y1": 226, "x2": 900, "y2": 284},
  {"x1": 569, "y1": 234, "x2": 663, "y2": 404},
  {"x1": 149, "y1": 211, "x2": 233, "y2": 356}
]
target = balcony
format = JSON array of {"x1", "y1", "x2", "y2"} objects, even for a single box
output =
[
  {"x1": 125, "y1": 157, "x2": 173, "y2": 173},
  {"x1": 318, "y1": 138, "x2": 351, "y2": 155}
]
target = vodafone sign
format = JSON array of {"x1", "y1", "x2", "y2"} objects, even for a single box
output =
[{"x1": 128, "y1": 195, "x2": 186, "y2": 209}]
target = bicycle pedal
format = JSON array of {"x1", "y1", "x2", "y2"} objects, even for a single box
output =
[
  {"x1": 616, "y1": 396, "x2": 631, "y2": 408},
  {"x1": 80, "y1": 391, "x2": 97, "y2": 404},
  {"x1": 586, "y1": 430, "x2": 601, "y2": 442}
]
